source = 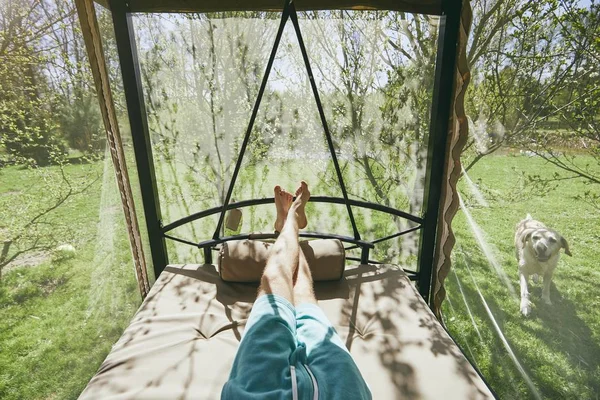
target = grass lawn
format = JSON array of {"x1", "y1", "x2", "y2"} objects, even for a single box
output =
[
  {"x1": 443, "y1": 153, "x2": 600, "y2": 399},
  {"x1": 0, "y1": 159, "x2": 141, "y2": 400},
  {"x1": 1, "y1": 150, "x2": 598, "y2": 399}
]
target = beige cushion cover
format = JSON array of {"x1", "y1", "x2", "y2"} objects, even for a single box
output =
[
  {"x1": 218, "y1": 239, "x2": 345, "y2": 282},
  {"x1": 79, "y1": 263, "x2": 493, "y2": 400}
]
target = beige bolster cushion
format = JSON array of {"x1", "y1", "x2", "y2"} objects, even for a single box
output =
[{"x1": 218, "y1": 239, "x2": 345, "y2": 282}]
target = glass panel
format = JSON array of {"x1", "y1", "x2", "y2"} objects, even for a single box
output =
[
  {"x1": 231, "y1": 20, "x2": 344, "y2": 205},
  {"x1": 348, "y1": 206, "x2": 419, "y2": 269},
  {"x1": 344, "y1": 247, "x2": 363, "y2": 263},
  {"x1": 0, "y1": 2, "x2": 141, "y2": 398},
  {"x1": 134, "y1": 11, "x2": 437, "y2": 255},
  {"x1": 166, "y1": 214, "x2": 220, "y2": 263},
  {"x1": 373, "y1": 230, "x2": 420, "y2": 270},
  {"x1": 132, "y1": 12, "x2": 280, "y2": 236},
  {"x1": 307, "y1": 202, "x2": 355, "y2": 237},
  {"x1": 298, "y1": 11, "x2": 439, "y2": 216},
  {"x1": 443, "y1": 1, "x2": 600, "y2": 399}
]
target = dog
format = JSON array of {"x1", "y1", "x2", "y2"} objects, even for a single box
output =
[{"x1": 514, "y1": 214, "x2": 571, "y2": 316}]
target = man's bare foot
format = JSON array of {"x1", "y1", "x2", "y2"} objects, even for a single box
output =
[
  {"x1": 292, "y1": 181, "x2": 310, "y2": 229},
  {"x1": 274, "y1": 185, "x2": 293, "y2": 232}
]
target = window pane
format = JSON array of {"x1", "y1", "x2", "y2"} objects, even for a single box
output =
[{"x1": 133, "y1": 11, "x2": 438, "y2": 260}]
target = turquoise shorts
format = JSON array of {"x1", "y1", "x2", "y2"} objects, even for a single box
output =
[{"x1": 221, "y1": 294, "x2": 372, "y2": 400}]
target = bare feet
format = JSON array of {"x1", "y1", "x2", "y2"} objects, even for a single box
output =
[
  {"x1": 293, "y1": 181, "x2": 310, "y2": 229},
  {"x1": 274, "y1": 185, "x2": 293, "y2": 232}
]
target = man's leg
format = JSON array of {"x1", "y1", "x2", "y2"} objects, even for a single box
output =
[
  {"x1": 292, "y1": 185, "x2": 371, "y2": 399},
  {"x1": 258, "y1": 182, "x2": 310, "y2": 303},
  {"x1": 294, "y1": 247, "x2": 317, "y2": 306},
  {"x1": 222, "y1": 183, "x2": 310, "y2": 399}
]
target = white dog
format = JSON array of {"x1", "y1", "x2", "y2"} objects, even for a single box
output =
[{"x1": 514, "y1": 214, "x2": 571, "y2": 316}]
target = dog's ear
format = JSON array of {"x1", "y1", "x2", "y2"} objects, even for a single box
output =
[
  {"x1": 521, "y1": 230, "x2": 533, "y2": 246},
  {"x1": 561, "y1": 237, "x2": 572, "y2": 257}
]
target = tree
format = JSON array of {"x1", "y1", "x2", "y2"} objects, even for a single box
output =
[
  {"x1": 464, "y1": 0, "x2": 600, "y2": 207},
  {"x1": 0, "y1": 0, "x2": 68, "y2": 166},
  {"x1": 132, "y1": 12, "x2": 280, "y2": 257},
  {"x1": 0, "y1": 0, "x2": 107, "y2": 275},
  {"x1": 526, "y1": 1, "x2": 600, "y2": 208},
  {"x1": 0, "y1": 0, "x2": 112, "y2": 165}
]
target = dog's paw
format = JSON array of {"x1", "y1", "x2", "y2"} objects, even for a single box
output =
[
  {"x1": 520, "y1": 300, "x2": 532, "y2": 317},
  {"x1": 542, "y1": 297, "x2": 553, "y2": 306}
]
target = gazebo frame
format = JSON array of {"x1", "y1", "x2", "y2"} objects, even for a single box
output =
[{"x1": 75, "y1": 0, "x2": 470, "y2": 315}]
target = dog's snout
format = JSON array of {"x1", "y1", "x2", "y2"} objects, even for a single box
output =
[
  {"x1": 539, "y1": 243, "x2": 547, "y2": 252},
  {"x1": 534, "y1": 242, "x2": 548, "y2": 256}
]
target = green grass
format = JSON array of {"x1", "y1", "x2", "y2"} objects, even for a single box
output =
[
  {"x1": 0, "y1": 161, "x2": 141, "y2": 400},
  {"x1": 443, "y1": 154, "x2": 600, "y2": 399},
  {"x1": 1, "y1": 152, "x2": 599, "y2": 399}
]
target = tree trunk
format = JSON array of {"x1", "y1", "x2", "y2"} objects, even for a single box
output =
[{"x1": 0, "y1": 240, "x2": 12, "y2": 281}]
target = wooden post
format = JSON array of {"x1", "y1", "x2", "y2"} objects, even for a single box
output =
[{"x1": 74, "y1": 0, "x2": 150, "y2": 298}]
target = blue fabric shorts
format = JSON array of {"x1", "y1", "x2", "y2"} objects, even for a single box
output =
[{"x1": 221, "y1": 294, "x2": 372, "y2": 400}]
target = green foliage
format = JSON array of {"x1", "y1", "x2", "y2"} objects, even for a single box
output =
[
  {"x1": 0, "y1": 97, "x2": 66, "y2": 167},
  {"x1": 0, "y1": 45, "x2": 67, "y2": 166},
  {"x1": 0, "y1": 0, "x2": 115, "y2": 165},
  {"x1": 58, "y1": 94, "x2": 105, "y2": 155},
  {"x1": 464, "y1": 0, "x2": 599, "y2": 191}
]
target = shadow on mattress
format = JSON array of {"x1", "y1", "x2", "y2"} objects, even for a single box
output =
[{"x1": 79, "y1": 263, "x2": 492, "y2": 400}]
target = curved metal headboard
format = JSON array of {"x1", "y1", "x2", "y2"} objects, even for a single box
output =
[{"x1": 161, "y1": 195, "x2": 422, "y2": 279}]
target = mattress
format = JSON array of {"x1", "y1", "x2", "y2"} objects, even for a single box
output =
[{"x1": 79, "y1": 263, "x2": 494, "y2": 399}]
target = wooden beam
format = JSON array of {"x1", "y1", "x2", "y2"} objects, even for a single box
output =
[
  {"x1": 74, "y1": 0, "x2": 151, "y2": 298},
  {"x1": 104, "y1": 0, "x2": 442, "y2": 15}
]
